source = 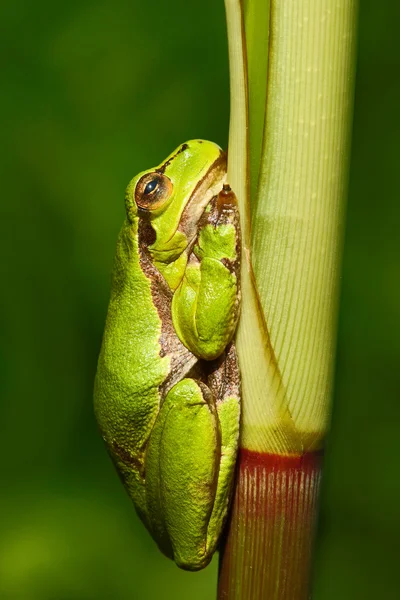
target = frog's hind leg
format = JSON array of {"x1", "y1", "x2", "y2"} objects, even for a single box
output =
[
  {"x1": 204, "y1": 342, "x2": 241, "y2": 557},
  {"x1": 144, "y1": 377, "x2": 221, "y2": 571}
]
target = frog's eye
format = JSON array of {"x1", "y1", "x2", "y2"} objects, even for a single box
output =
[{"x1": 135, "y1": 172, "x2": 173, "y2": 211}]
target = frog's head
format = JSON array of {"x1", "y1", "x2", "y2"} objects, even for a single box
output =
[{"x1": 125, "y1": 140, "x2": 226, "y2": 289}]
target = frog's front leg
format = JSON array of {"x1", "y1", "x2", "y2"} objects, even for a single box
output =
[
  {"x1": 144, "y1": 346, "x2": 240, "y2": 571},
  {"x1": 171, "y1": 186, "x2": 240, "y2": 360}
]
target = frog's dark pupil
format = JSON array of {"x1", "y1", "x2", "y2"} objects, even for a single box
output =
[{"x1": 144, "y1": 179, "x2": 158, "y2": 195}]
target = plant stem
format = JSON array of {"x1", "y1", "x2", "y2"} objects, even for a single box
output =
[
  {"x1": 218, "y1": 450, "x2": 322, "y2": 599},
  {"x1": 220, "y1": 0, "x2": 358, "y2": 597}
]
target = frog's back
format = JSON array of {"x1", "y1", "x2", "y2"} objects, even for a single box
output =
[{"x1": 94, "y1": 219, "x2": 197, "y2": 521}]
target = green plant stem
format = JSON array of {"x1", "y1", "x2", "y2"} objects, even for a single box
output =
[{"x1": 219, "y1": 0, "x2": 358, "y2": 597}]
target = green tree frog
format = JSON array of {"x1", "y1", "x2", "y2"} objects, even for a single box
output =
[{"x1": 94, "y1": 140, "x2": 241, "y2": 571}]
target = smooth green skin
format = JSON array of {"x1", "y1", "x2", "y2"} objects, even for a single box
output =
[{"x1": 94, "y1": 140, "x2": 240, "y2": 570}]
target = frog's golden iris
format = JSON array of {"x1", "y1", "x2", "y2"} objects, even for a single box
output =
[{"x1": 135, "y1": 171, "x2": 173, "y2": 211}]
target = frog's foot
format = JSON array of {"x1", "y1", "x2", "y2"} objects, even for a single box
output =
[{"x1": 171, "y1": 190, "x2": 241, "y2": 361}]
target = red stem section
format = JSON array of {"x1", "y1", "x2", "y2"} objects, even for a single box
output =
[{"x1": 218, "y1": 449, "x2": 323, "y2": 599}]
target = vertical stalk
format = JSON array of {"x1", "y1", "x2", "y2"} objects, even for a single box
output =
[
  {"x1": 219, "y1": 450, "x2": 322, "y2": 599},
  {"x1": 219, "y1": 0, "x2": 358, "y2": 598}
]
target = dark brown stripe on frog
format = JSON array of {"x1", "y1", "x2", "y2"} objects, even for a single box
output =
[
  {"x1": 136, "y1": 234, "x2": 198, "y2": 392},
  {"x1": 156, "y1": 143, "x2": 189, "y2": 174},
  {"x1": 138, "y1": 218, "x2": 156, "y2": 247},
  {"x1": 112, "y1": 440, "x2": 145, "y2": 475}
]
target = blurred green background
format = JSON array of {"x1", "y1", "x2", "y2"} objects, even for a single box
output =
[{"x1": 1, "y1": 1, "x2": 399, "y2": 599}]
